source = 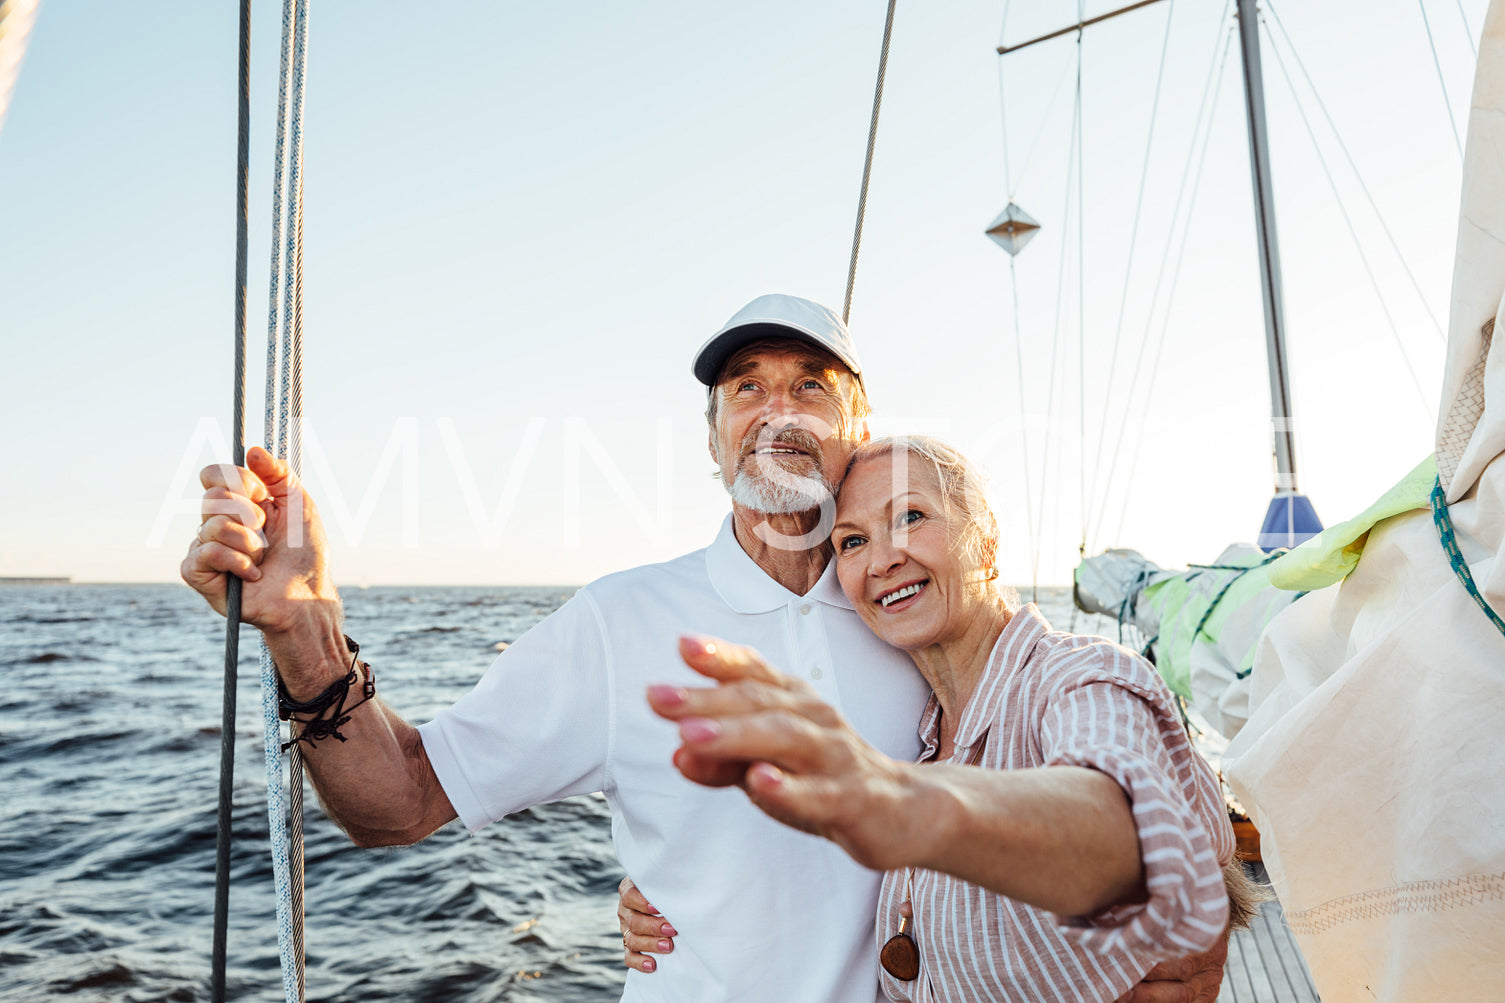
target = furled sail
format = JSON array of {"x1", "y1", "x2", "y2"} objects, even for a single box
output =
[
  {"x1": 1220, "y1": 1, "x2": 1505, "y2": 998},
  {"x1": 1075, "y1": 546, "x2": 1300, "y2": 740}
]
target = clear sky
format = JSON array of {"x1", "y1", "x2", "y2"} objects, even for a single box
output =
[{"x1": 0, "y1": 0, "x2": 1486, "y2": 586}]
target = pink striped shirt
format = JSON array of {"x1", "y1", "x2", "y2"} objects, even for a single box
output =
[{"x1": 876, "y1": 604, "x2": 1233, "y2": 1003}]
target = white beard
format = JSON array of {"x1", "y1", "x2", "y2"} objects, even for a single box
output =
[
  {"x1": 718, "y1": 421, "x2": 838, "y2": 529},
  {"x1": 725, "y1": 457, "x2": 834, "y2": 515}
]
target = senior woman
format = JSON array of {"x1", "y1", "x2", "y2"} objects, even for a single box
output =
[{"x1": 638, "y1": 435, "x2": 1246, "y2": 1002}]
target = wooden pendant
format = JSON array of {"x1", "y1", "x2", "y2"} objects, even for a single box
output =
[{"x1": 880, "y1": 916, "x2": 919, "y2": 981}]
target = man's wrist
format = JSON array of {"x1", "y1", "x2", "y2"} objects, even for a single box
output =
[{"x1": 264, "y1": 622, "x2": 352, "y2": 701}]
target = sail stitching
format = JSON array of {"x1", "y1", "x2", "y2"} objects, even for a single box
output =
[{"x1": 1285, "y1": 870, "x2": 1505, "y2": 937}]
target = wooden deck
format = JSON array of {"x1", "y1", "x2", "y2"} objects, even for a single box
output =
[{"x1": 1219, "y1": 864, "x2": 1321, "y2": 1003}]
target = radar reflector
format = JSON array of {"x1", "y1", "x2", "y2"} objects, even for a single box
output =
[{"x1": 985, "y1": 203, "x2": 1040, "y2": 256}]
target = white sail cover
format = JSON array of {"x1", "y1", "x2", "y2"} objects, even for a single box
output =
[
  {"x1": 1075, "y1": 545, "x2": 1300, "y2": 740},
  {"x1": 0, "y1": 0, "x2": 39, "y2": 142},
  {"x1": 1222, "y1": 4, "x2": 1505, "y2": 1000}
]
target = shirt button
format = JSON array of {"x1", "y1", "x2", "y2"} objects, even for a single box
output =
[
  {"x1": 810, "y1": 666, "x2": 823, "y2": 680},
  {"x1": 800, "y1": 604, "x2": 812, "y2": 615}
]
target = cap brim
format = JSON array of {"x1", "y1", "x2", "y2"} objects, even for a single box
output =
[{"x1": 692, "y1": 322, "x2": 861, "y2": 386}]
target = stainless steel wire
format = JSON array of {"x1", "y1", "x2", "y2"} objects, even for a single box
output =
[
  {"x1": 211, "y1": 1, "x2": 253, "y2": 999},
  {"x1": 843, "y1": 0, "x2": 898, "y2": 325}
]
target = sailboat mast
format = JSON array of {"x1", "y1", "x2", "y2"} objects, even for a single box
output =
[
  {"x1": 996, "y1": 0, "x2": 1321, "y2": 548},
  {"x1": 1234, "y1": 0, "x2": 1299, "y2": 495}
]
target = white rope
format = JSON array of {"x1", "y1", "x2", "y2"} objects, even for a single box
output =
[{"x1": 259, "y1": 0, "x2": 310, "y2": 998}]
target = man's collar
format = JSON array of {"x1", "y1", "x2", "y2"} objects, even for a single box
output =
[{"x1": 705, "y1": 514, "x2": 854, "y2": 613}]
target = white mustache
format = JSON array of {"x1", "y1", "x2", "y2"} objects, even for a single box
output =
[{"x1": 741, "y1": 426, "x2": 822, "y2": 459}]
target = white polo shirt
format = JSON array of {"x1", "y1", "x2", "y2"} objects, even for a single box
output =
[{"x1": 419, "y1": 516, "x2": 931, "y2": 1002}]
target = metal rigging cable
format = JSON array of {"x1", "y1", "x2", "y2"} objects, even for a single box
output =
[
  {"x1": 1260, "y1": 15, "x2": 1433, "y2": 413},
  {"x1": 997, "y1": 55, "x2": 1077, "y2": 203},
  {"x1": 211, "y1": 2, "x2": 253, "y2": 1000},
  {"x1": 1035, "y1": 41, "x2": 1084, "y2": 588},
  {"x1": 843, "y1": 0, "x2": 899, "y2": 325},
  {"x1": 1083, "y1": 6, "x2": 1233, "y2": 551},
  {"x1": 1085, "y1": 0, "x2": 1181, "y2": 543},
  {"x1": 1005, "y1": 255, "x2": 1040, "y2": 601},
  {"x1": 1075, "y1": 7, "x2": 1087, "y2": 559},
  {"x1": 1263, "y1": 0, "x2": 1447, "y2": 342},
  {"x1": 1456, "y1": 0, "x2": 1479, "y2": 57},
  {"x1": 1107, "y1": 26, "x2": 1239, "y2": 548},
  {"x1": 996, "y1": 0, "x2": 1042, "y2": 600},
  {"x1": 1418, "y1": 0, "x2": 1465, "y2": 157}
]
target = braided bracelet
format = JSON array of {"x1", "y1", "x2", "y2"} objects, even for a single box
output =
[{"x1": 277, "y1": 635, "x2": 377, "y2": 751}]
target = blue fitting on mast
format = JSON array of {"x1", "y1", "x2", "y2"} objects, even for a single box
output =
[{"x1": 1257, "y1": 491, "x2": 1322, "y2": 552}]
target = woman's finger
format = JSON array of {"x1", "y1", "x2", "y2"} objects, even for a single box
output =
[
  {"x1": 670, "y1": 745, "x2": 751, "y2": 788},
  {"x1": 742, "y1": 762, "x2": 835, "y2": 836},
  {"x1": 742, "y1": 760, "x2": 916, "y2": 874},
  {"x1": 623, "y1": 929, "x2": 676, "y2": 955},
  {"x1": 624, "y1": 948, "x2": 659, "y2": 974},
  {"x1": 673, "y1": 708, "x2": 842, "y2": 777},
  {"x1": 677, "y1": 635, "x2": 787, "y2": 686},
  {"x1": 621, "y1": 910, "x2": 676, "y2": 966},
  {"x1": 648, "y1": 676, "x2": 810, "y2": 723},
  {"x1": 617, "y1": 875, "x2": 654, "y2": 916}
]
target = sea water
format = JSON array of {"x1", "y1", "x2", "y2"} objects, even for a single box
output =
[{"x1": 0, "y1": 582, "x2": 1100, "y2": 1002}]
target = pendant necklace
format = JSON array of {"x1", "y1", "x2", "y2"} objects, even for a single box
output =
[{"x1": 879, "y1": 870, "x2": 920, "y2": 981}]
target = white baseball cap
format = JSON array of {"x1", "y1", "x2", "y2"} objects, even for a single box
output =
[{"x1": 692, "y1": 293, "x2": 863, "y2": 387}]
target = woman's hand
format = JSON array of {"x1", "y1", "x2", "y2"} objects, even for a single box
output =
[
  {"x1": 616, "y1": 875, "x2": 676, "y2": 974},
  {"x1": 647, "y1": 635, "x2": 929, "y2": 873}
]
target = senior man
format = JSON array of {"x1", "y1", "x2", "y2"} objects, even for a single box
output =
[{"x1": 184, "y1": 293, "x2": 1227, "y2": 1002}]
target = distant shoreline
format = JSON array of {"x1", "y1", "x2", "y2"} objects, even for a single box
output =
[{"x1": 0, "y1": 576, "x2": 71, "y2": 585}]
